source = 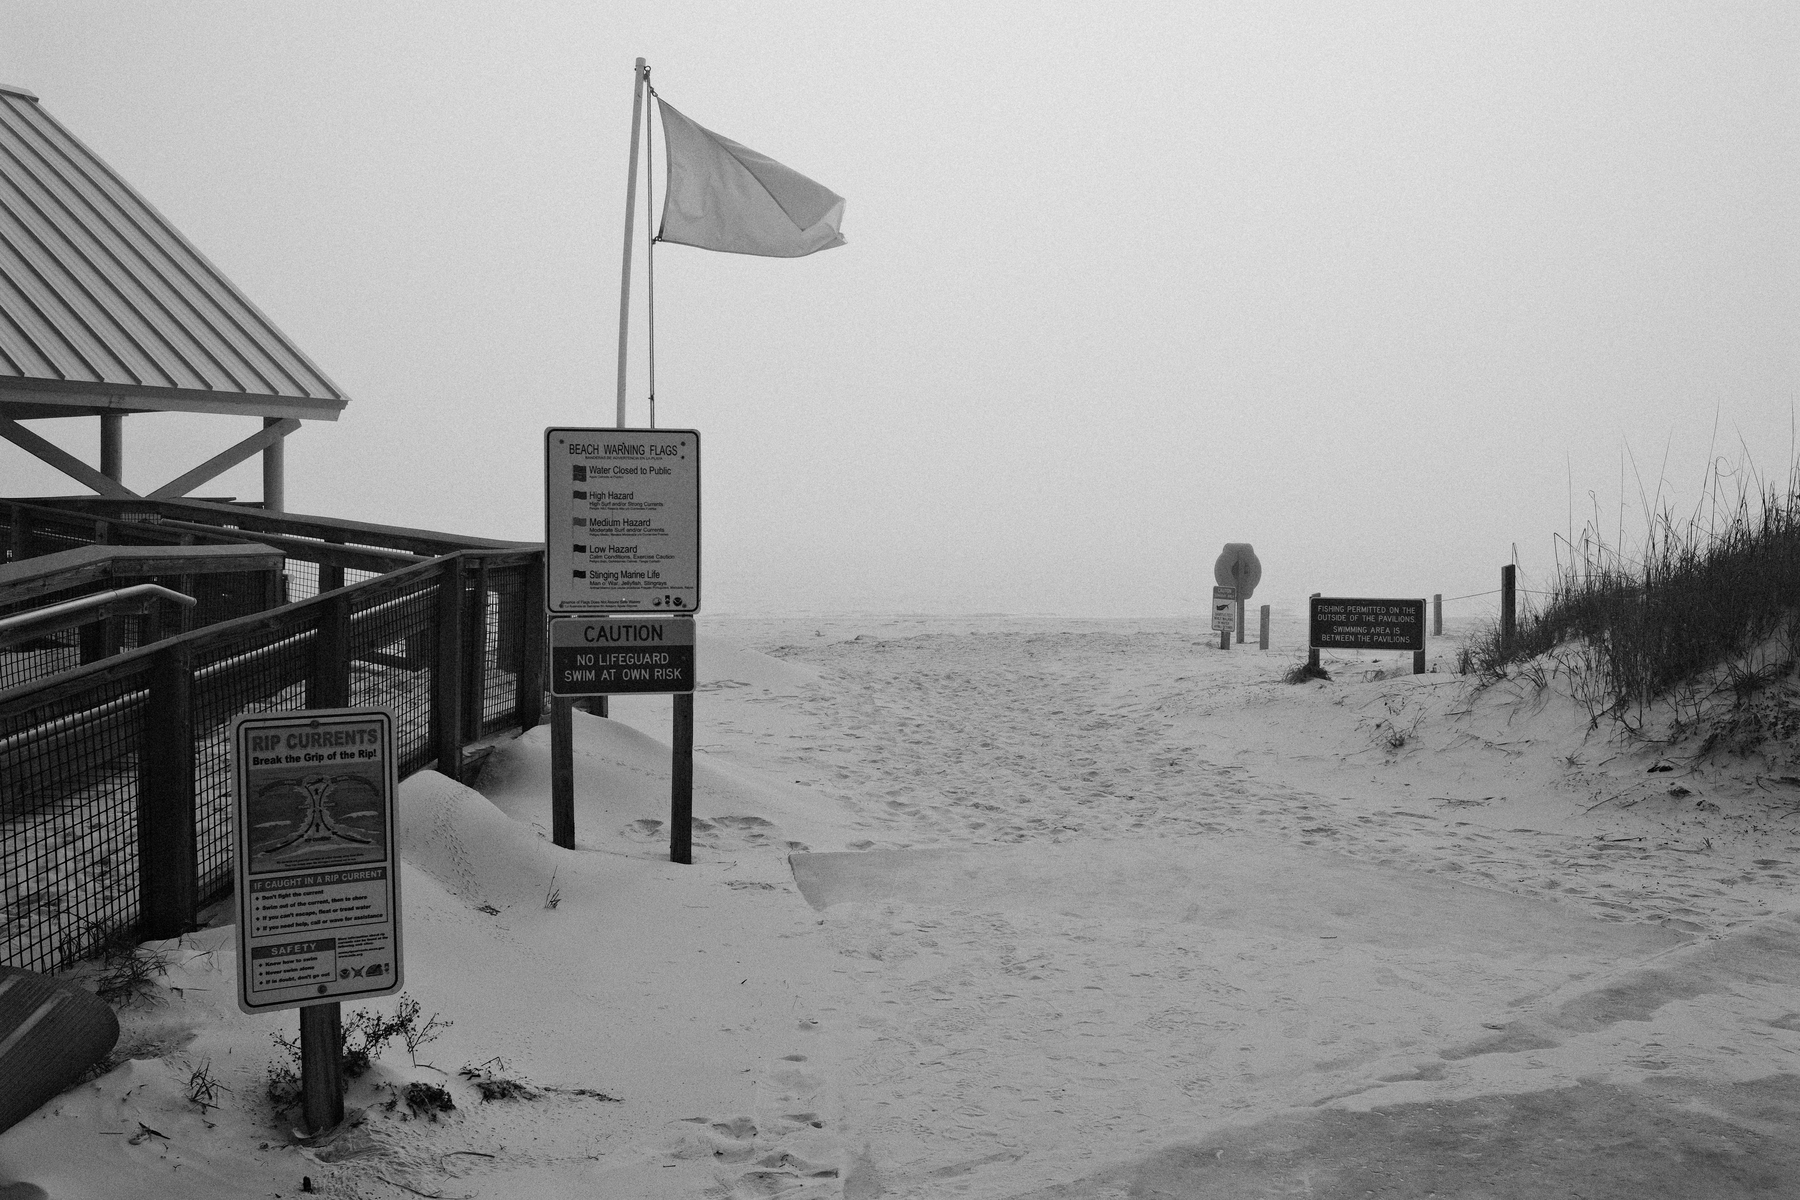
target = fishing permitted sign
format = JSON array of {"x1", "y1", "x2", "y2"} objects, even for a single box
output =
[
  {"x1": 1309, "y1": 597, "x2": 1427, "y2": 652},
  {"x1": 231, "y1": 708, "x2": 403, "y2": 1014}
]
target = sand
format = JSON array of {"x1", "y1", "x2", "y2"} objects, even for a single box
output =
[{"x1": 3, "y1": 613, "x2": 1798, "y2": 1198}]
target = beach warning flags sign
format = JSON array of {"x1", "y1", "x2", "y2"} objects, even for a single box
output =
[{"x1": 656, "y1": 99, "x2": 846, "y2": 258}]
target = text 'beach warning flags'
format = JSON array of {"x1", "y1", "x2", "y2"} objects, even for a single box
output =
[{"x1": 656, "y1": 99, "x2": 846, "y2": 258}]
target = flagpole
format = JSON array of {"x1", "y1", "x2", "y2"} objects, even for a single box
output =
[
  {"x1": 645, "y1": 78, "x2": 657, "y2": 430},
  {"x1": 615, "y1": 57, "x2": 647, "y2": 430}
]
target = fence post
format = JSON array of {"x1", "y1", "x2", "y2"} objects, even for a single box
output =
[
  {"x1": 1432, "y1": 593, "x2": 1442, "y2": 636},
  {"x1": 516, "y1": 555, "x2": 544, "y2": 731},
  {"x1": 319, "y1": 534, "x2": 346, "y2": 594},
  {"x1": 309, "y1": 592, "x2": 351, "y2": 709},
  {"x1": 464, "y1": 558, "x2": 489, "y2": 742},
  {"x1": 1307, "y1": 593, "x2": 1321, "y2": 671},
  {"x1": 432, "y1": 556, "x2": 465, "y2": 783},
  {"x1": 1258, "y1": 604, "x2": 1270, "y2": 650},
  {"x1": 1501, "y1": 565, "x2": 1517, "y2": 653},
  {"x1": 140, "y1": 644, "x2": 196, "y2": 939},
  {"x1": 7, "y1": 503, "x2": 28, "y2": 561}
]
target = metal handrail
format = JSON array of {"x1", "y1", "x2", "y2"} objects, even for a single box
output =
[{"x1": 0, "y1": 583, "x2": 195, "y2": 648}]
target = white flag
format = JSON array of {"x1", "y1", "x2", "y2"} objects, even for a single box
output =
[{"x1": 656, "y1": 99, "x2": 846, "y2": 258}]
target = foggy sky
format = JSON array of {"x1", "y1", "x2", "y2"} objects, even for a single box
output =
[{"x1": 6, "y1": 2, "x2": 1796, "y2": 620}]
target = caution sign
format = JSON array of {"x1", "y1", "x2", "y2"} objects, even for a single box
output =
[
  {"x1": 545, "y1": 428, "x2": 700, "y2": 614},
  {"x1": 231, "y1": 708, "x2": 403, "y2": 1014},
  {"x1": 1309, "y1": 597, "x2": 1427, "y2": 652},
  {"x1": 1211, "y1": 586, "x2": 1237, "y2": 632},
  {"x1": 549, "y1": 616, "x2": 696, "y2": 696}
]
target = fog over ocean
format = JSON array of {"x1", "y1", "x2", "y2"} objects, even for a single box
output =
[{"x1": 4, "y1": 4, "x2": 1794, "y2": 619}]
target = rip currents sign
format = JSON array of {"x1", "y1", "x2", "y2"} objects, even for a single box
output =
[{"x1": 231, "y1": 708, "x2": 403, "y2": 1014}]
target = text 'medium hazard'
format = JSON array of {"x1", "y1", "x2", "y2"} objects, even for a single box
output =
[{"x1": 231, "y1": 708, "x2": 403, "y2": 1013}]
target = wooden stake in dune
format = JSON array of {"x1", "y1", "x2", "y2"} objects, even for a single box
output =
[
  {"x1": 1309, "y1": 597, "x2": 1428, "y2": 674},
  {"x1": 1501, "y1": 565, "x2": 1517, "y2": 653},
  {"x1": 231, "y1": 708, "x2": 403, "y2": 1137}
]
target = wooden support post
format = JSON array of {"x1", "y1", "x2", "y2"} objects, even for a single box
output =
[
  {"x1": 79, "y1": 620, "x2": 105, "y2": 664},
  {"x1": 319, "y1": 534, "x2": 346, "y2": 593},
  {"x1": 1258, "y1": 604, "x2": 1270, "y2": 650},
  {"x1": 432, "y1": 557, "x2": 465, "y2": 783},
  {"x1": 1219, "y1": 628, "x2": 1230, "y2": 651},
  {"x1": 1501, "y1": 564, "x2": 1517, "y2": 653},
  {"x1": 299, "y1": 1002, "x2": 344, "y2": 1136},
  {"x1": 1413, "y1": 648, "x2": 1426, "y2": 675},
  {"x1": 8, "y1": 504, "x2": 29, "y2": 562},
  {"x1": 671, "y1": 690, "x2": 694, "y2": 865},
  {"x1": 309, "y1": 593, "x2": 351, "y2": 709},
  {"x1": 263, "y1": 417, "x2": 286, "y2": 514},
  {"x1": 517, "y1": 561, "x2": 545, "y2": 731},
  {"x1": 464, "y1": 559, "x2": 489, "y2": 742},
  {"x1": 140, "y1": 644, "x2": 196, "y2": 939},
  {"x1": 1432, "y1": 593, "x2": 1442, "y2": 636},
  {"x1": 1235, "y1": 598, "x2": 1245, "y2": 644},
  {"x1": 1308, "y1": 592, "x2": 1321, "y2": 671},
  {"x1": 551, "y1": 696, "x2": 575, "y2": 849},
  {"x1": 100, "y1": 413, "x2": 123, "y2": 485}
]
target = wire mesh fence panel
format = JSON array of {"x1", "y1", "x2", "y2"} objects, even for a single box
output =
[
  {"x1": 0, "y1": 643, "x2": 81, "y2": 691},
  {"x1": 481, "y1": 565, "x2": 527, "y2": 735},
  {"x1": 0, "y1": 672, "x2": 150, "y2": 973},
  {"x1": 191, "y1": 626, "x2": 315, "y2": 903},
  {"x1": 350, "y1": 580, "x2": 437, "y2": 776}
]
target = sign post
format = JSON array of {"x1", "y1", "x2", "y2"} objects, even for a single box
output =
[
  {"x1": 1308, "y1": 597, "x2": 1428, "y2": 674},
  {"x1": 544, "y1": 429, "x2": 701, "y2": 861},
  {"x1": 232, "y1": 708, "x2": 403, "y2": 1136}
]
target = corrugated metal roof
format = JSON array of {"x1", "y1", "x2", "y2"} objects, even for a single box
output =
[{"x1": 0, "y1": 84, "x2": 346, "y2": 420}]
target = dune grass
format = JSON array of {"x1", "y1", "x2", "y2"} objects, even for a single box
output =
[{"x1": 1464, "y1": 456, "x2": 1800, "y2": 738}]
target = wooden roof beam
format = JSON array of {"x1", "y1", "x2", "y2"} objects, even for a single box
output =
[
  {"x1": 0, "y1": 415, "x2": 137, "y2": 498},
  {"x1": 148, "y1": 417, "x2": 300, "y2": 499}
]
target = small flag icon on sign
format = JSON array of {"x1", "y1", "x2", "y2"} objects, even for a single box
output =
[
  {"x1": 572, "y1": 517, "x2": 586, "y2": 526},
  {"x1": 573, "y1": 465, "x2": 587, "y2": 482},
  {"x1": 573, "y1": 570, "x2": 587, "y2": 579},
  {"x1": 572, "y1": 544, "x2": 587, "y2": 554},
  {"x1": 573, "y1": 490, "x2": 587, "y2": 500}
]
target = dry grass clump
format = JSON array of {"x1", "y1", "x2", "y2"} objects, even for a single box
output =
[{"x1": 1467, "y1": 455, "x2": 1800, "y2": 744}]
